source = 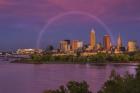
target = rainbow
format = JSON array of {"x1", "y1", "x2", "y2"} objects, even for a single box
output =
[{"x1": 36, "y1": 11, "x2": 114, "y2": 48}]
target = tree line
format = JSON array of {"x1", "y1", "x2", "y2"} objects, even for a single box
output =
[{"x1": 24, "y1": 52, "x2": 140, "y2": 64}]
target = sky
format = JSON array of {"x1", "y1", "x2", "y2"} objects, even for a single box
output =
[{"x1": 0, "y1": 0, "x2": 140, "y2": 50}]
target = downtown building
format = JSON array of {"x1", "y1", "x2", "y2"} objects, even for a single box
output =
[
  {"x1": 114, "y1": 34, "x2": 126, "y2": 54},
  {"x1": 59, "y1": 40, "x2": 71, "y2": 52},
  {"x1": 103, "y1": 35, "x2": 112, "y2": 51},
  {"x1": 90, "y1": 29, "x2": 96, "y2": 50},
  {"x1": 71, "y1": 40, "x2": 83, "y2": 51},
  {"x1": 127, "y1": 40, "x2": 137, "y2": 52}
]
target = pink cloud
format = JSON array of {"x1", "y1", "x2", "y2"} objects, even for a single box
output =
[
  {"x1": 0, "y1": 0, "x2": 7, "y2": 5},
  {"x1": 47, "y1": 0, "x2": 126, "y2": 16},
  {"x1": 0, "y1": 0, "x2": 139, "y2": 25},
  {"x1": 47, "y1": 0, "x2": 140, "y2": 23},
  {"x1": 0, "y1": 0, "x2": 18, "y2": 7}
]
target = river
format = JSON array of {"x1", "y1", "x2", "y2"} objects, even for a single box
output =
[{"x1": 0, "y1": 59, "x2": 138, "y2": 93}]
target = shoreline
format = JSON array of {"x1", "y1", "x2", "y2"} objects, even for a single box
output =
[
  {"x1": 11, "y1": 60, "x2": 140, "y2": 66},
  {"x1": 10, "y1": 51, "x2": 140, "y2": 66}
]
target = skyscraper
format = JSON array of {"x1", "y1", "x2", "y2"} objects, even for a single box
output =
[
  {"x1": 103, "y1": 35, "x2": 112, "y2": 50},
  {"x1": 90, "y1": 29, "x2": 96, "y2": 49},
  {"x1": 117, "y1": 33, "x2": 122, "y2": 50}
]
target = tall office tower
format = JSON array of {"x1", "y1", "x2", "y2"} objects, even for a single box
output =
[
  {"x1": 72, "y1": 40, "x2": 83, "y2": 51},
  {"x1": 117, "y1": 33, "x2": 123, "y2": 50},
  {"x1": 127, "y1": 41, "x2": 137, "y2": 52},
  {"x1": 90, "y1": 29, "x2": 96, "y2": 49},
  {"x1": 60, "y1": 40, "x2": 70, "y2": 52},
  {"x1": 103, "y1": 35, "x2": 112, "y2": 50}
]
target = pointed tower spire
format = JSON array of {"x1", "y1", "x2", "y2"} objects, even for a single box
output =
[
  {"x1": 117, "y1": 33, "x2": 122, "y2": 49},
  {"x1": 91, "y1": 28, "x2": 95, "y2": 33}
]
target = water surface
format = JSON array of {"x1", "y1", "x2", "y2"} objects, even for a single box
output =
[{"x1": 0, "y1": 60, "x2": 137, "y2": 93}]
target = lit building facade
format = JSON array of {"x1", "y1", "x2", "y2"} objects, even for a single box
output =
[
  {"x1": 127, "y1": 41, "x2": 137, "y2": 52},
  {"x1": 77, "y1": 41, "x2": 83, "y2": 49},
  {"x1": 72, "y1": 40, "x2": 83, "y2": 51},
  {"x1": 103, "y1": 35, "x2": 112, "y2": 50},
  {"x1": 59, "y1": 40, "x2": 70, "y2": 52},
  {"x1": 90, "y1": 29, "x2": 96, "y2": 49}
]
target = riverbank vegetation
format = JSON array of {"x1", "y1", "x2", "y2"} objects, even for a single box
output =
[
  {"x1": 43, "y1": 65, "x2": 140, "y2": 93},
  {"x1": 13, "y1": 51, "x2": 140, "y2": 64},
  {"x1": 43, "y1": 81, "x2": 92, "y2": 93}
]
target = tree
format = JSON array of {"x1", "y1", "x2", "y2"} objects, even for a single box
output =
[
  {"x1": 133, "y1": 52, "x2": 140, "y2": 61},
  {"x1": 94, "y1": 53, "x2": 107, "y2": 62},
  {"x1": 43, "y1": 81, "x2": 92, "y2": 93},
  {"x1": 98, "y1": 65, "x2": 140, "y2": 93},
  {"x1": 67, "y1": 81, "x2": 91, "y2": 93}
]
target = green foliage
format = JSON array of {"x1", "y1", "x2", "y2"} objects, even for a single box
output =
[
  {"x1": 43, "y1": 81, "x2": 91, "y2": 93},
  {"x1": 22, "y1": 51, "x2": 140, "y2": 64},
  {"x1": 106, "y1": 54, "x2": 130, "y2": 62},
  {"x1": 132, "y1": 52, "x2": 140, "y2": 61},
  {"x1": 93, "y1": 53, "x2": 107, "y2": 62},
  {"x1": 98, "y1": 65, "x2": 140, "y2": 93},
  {"x1": 67, "y1": 81, "x2": 91, "y2": 93}
]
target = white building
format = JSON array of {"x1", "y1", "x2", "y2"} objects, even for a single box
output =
[{"x1": 77, "y1": 41, "x2": 83, "y2": 49}]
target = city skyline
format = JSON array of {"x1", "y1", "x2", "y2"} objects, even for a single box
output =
[
  {"x1": 0, "y1": 27, "x2": 139, "y2": 51},
  {"x1": 15, "y1": 29, "x2": 138, "y2": 56},
  {"x1": 48, "y1": 29, "x2": 138, "y2": 53},
  {"x1": 0, "y1": 0, "x2": 140, "y2": 50}
]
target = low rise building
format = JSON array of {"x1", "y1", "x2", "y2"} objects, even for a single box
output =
[
  {"x1": 17, "y1": 49, "x2": 42, "y2": 55},
  {"x1": 81, "y1": 52, "x2": 97, "y2": 56}
]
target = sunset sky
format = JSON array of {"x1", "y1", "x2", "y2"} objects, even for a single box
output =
[{"x1": 0, "y1": 0, "x2": 140, "y2": 50}]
